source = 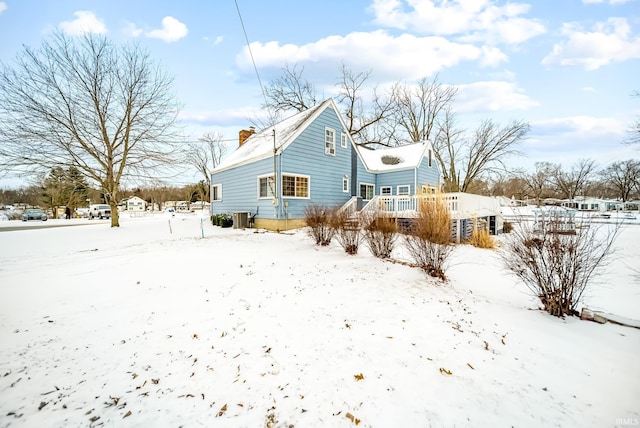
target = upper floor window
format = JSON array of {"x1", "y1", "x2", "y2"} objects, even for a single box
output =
[
  {"x1": 325, "y1": 128, "x2": 336, "y2": 156},
  {"x1": 341, "y1": 132, "x2": 347, "y2": 148}
]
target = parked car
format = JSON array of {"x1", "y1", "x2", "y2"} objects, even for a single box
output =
[
  {"x1": 88, "y1": 204, "x2": 111, "y2": 219},
  {"x1": 22, "y1": 208, "x2": 48, "y2": 221}
]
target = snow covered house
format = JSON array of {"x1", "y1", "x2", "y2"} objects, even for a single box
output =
[
  {"x1": 209, "y1": 98, "x2": 440, "y2": 231},
  {"x1": 124, "y1": 196, "x2": 146, "y2": 212}
]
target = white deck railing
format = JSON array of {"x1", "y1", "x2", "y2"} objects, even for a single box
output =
[{"x1": 359, "y1": 193, "x2": 502, "y2": 219}]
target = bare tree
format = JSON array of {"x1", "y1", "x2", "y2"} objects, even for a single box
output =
[
  {"x1": 599, "y1": 159, "x2": 640, "y2": 201},
  {"x1": 434, "y1": 111, "x2": 529, "y2": 192},
  {"x1": 393, "y1": 74, "x2": 457, "y2": 144},
  {"x1": 335, "y1": 63, "x2": 397, "y2": 146},
  {"x1": 522, "y1": 162, "x2": 556, "y2": 206},
  {"x1": 185, "y1": 131, "x2": 228, "y2": 192},
  {"x1": 552, "y1": 159, "x2": 597, "y2": 200},
  {"x1": 0, "y1": 32, "x2": 180, "y2": 227},
  {"x1": 262, "y1": 63, "x2": 317, "y2": 114}
]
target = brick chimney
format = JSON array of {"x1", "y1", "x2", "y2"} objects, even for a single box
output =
[{"x1": 238, "y1": 126, "x2": 255, "y2": 147}]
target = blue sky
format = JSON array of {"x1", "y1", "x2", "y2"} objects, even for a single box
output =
[{"x1": 0, "y1": 0, "x2": 639, "y2": 186}]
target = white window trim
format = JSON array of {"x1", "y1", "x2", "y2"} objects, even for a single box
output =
[
  {"x1": 380, "y1": 186, "x2": 392, "y2": 195},
  {"x1": 397, "y1": 185, "x2": 410, "y2": 196},
  {"x1": 282, "y1": 173, "x2": 311, "y2": 199},
  {"x1": 342, "y1": 175, "x2": 350, "y2": 193},
  {"x1": 359, "y1": 182, "x2": 375, "y2": 200},
  {"x1": 325, "y1": 127, "x2": 336, "y2": 156},
  {"x1": 257, "y1": 174, "x2": 276, "y2": 199},
  {"x1": 211, "y1": 183, "x2": 222, "y2": 202},
  {"x1": 341, "y1": 132, "x2": 347, "y2": 148}
]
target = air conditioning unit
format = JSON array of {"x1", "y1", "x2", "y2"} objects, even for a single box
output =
[{"x1": 233, "y1": 212, "x2": 249, "y2": 229}]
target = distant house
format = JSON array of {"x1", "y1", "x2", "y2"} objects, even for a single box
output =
[
  {"x1": 209, "y1": 98, "x2": 440, "y2": 231},
  {"x1": 124, "y1": 196, "x2": 146, "y2": 212}
]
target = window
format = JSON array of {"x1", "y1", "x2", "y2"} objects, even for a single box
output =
[
  {"x1": 421, "y1": 185, "x2": 435, "y2": 194},
  {"x1": 211, "y1": 184, "x2": 222, "y2": 201},
  {"x1": 342, "y1": 175, "x2": 349, "y2": 193},
  {"x1": 380, "y1": 186, "x2": 392, "y2": 195},
  {"x1": 428, "y1": 149, "x2": 432, "y2": 167},
  {"x1": 360, "y1": 183, "x2": 374, "y2": 200},
  {"x1": 325, "y1": 128, "x2": 336, "y2": 155},
  {"x1": 341, "y1": 132, "x2": 347, "y2": 148},
  {"x1": 283, "y1": 174, "x2": 309, "y2": 198},
  {"x1": 397, "y1": 185, "x2": 410, "y2": 195},
  {"x1": 258, "y1": 175, "x2": 275, "y2": 199}
]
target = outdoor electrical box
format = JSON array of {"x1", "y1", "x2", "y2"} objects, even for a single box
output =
[{"x1": 233, "y1": 212, "x2": 249, "y2": 229}]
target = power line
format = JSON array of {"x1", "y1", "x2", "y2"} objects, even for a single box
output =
[{"x1": 234, "y1": 0, "x2": 268, "y2": 108}]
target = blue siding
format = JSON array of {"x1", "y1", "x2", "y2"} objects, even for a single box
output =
[
  {"x1": 211, "y1": 157, "x2": 280, "y2": 219},
  {"x1": 279, "y1": 107, "x2": 352, "y2": 218},
  {"x1": 210, "y1": 101, "x2": 442, "y2": 223},
  {"x1": 416, "y1": 155, "x2": 441, "y2": 191},
  {"x1": 376, "y1": 169, "x2": 415, "y2": 195}
]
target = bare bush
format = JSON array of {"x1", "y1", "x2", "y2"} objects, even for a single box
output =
[
  {"x1": 467, "y1": 218, "x2": 496, "y2": 249},
  {"x1": 501, "y1": 220, "x2": 621, "y2": 317},
  {"x1": 304, "y1": 204, "x2": 335, "y2": 246},
  {"x1": 361, "y1": 210, "x2": 397, "y2": 259},
  {"x1": 331, "y1": 209, "x2": 361, "y2": 255},
  {"x1": 404, "y1": 193, "x2": 454, "y2": 280}
]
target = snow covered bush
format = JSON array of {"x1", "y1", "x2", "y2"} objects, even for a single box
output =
[
  {"x1": 403, "y1": 193, "x2": 454, "y2": 281},
  {"x1": 361, "y1": 209, "x2": 397, "y2": 259},
  {"x1": 331, "y1": 208, "x2": 361, "y2": 255},
  {"x1": 501, "y1": 220, "x2": 621, "y2": 317},
  {"x1": 304, "y1": 203, "x2": 335, "y2": 246}
]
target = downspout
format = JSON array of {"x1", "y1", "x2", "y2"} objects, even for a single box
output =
[
  {"x1": 273, "y1": 128, "x2": 279, "y2": 219},
  {"x1": 350, "y1": 140, "x2": 357, "y2": 196}
]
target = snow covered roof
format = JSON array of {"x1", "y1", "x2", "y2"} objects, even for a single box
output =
[
  {"x1": 356, "y1": 142, "x2": 430, "y2": 173},
  {"x1": 213, "y1": 99, "x2": 335, "y2": 173}
]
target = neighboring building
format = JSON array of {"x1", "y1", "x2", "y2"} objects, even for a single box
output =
[
  {"x1": 209, "y1": 98, "x2": 440, "y2": 231},
  {"x1": 123, "y1": 196, "x2": 147, "y2": 212}
]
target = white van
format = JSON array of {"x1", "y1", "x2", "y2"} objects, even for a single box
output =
[{"x1": 89, "y1": 204, "x2": 111, "y2": 219}]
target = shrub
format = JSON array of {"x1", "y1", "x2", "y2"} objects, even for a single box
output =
[
  {"x1": 500, "y1": 220, "x2": 621, "y2": 317},
  {"x1": 467, "y1": 218, "x2": 495, "y2": 249},
  {"x1": 503, "y1": 221, "x2": 513, "y2": 233},
  {"x1": 361, "y1": 210, "x2": 397, "y2": 259},
  {"x1": 403, "y1": 191, "x2": 454, "y2": 281},
  {"x1": 331, "y1": 209, "x2": 361, "y2": 255},
  {"x1": 304, "y1": 204, "x2": 335, "y2": 246}
]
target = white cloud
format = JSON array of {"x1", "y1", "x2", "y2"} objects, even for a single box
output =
[
  {"x1": 582, "y1": 86, "x2": 596, "y2": 92},
  {"x1": 122, "y1": 22, "x2": 143, "y2": 38},
  {"x1": 532, "y1": 116, "x2": 625, "y2": 138},
  {"x1": 0, "y1": 2, "x2": 7, "y2": 13},
  {"x1": 145, "y1": 16, "x2": 188, "y2": 42},
  {"x1": 370, "y1": 0, "x2": 546, "y2": 45},
  {"x1": 582, "y1": 0, "x2": 635, "y2": 3},
  {"x1": 542, "y1": 17, "x2": 640, "y2": 70},
  {"x1": 455, "y1": 81, "x2": 539, "y2": 113},
  {"x1": 204, "y1": 35, "x2": 224, "y2": 46},
  {"x1": 59, "y1": 11, "x2": 107, "y2": 35},
  {"x1": 237, "y1": 30, "x2": 507, "y2": 82}
]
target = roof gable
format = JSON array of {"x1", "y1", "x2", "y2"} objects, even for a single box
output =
[{"x1": 213, "y1": 99, "x2": 338, "y2": 173}]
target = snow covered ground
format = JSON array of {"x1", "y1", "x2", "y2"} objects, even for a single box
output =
[{"x1": 0, "y1": 212, "x2": 639, "y2": 427}]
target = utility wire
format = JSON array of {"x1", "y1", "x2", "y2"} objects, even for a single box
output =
[{"x1": 234, "y1": 0, "x2": 268, "y2": 109}]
